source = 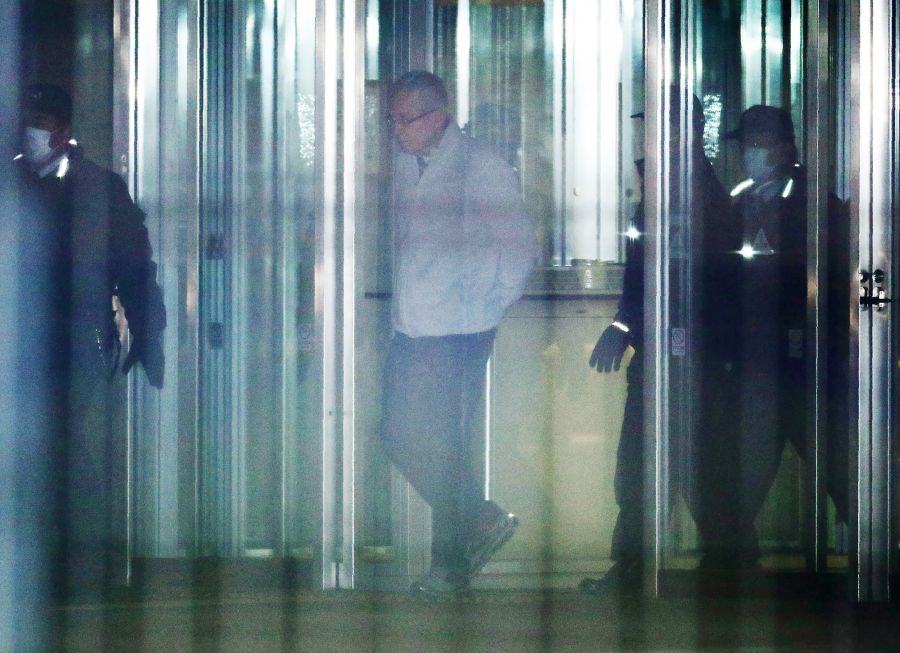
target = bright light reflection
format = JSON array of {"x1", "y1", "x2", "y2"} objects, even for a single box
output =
[
  {"x1": 767, "y1": 37, "x2": 784, "y2": 56},
  {"x1": 739, "y1": 244, "x2": 756, "y2": 260},
  {"x1": 246, "y1": 8, "x2": 256, "y2": 65},
  {"x1": 456, "y1": 0, "x2": 470, "y2": 126},
  {"x1": 366, "y1": 10, "x2": 379, "y2": 79},
  {"x1": 625, "y1": 226, "x2": 641, "y2": 240},
  {"x1": 56, "y1": 156, "x2": 69, "y2": 179},
  {"x1": 781, "y1": 178, "x2": 794, "y2": 198},
  {"x1": 731, "y1": 179, "x2": 755, "y2": 197}
]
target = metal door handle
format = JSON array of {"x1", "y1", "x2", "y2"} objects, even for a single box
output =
[
  {"x1": 860, "y1": 287, "x2": 893, "y2": 310},
  {"x1": 860, "y1": 269, "x2": 892, "y2": 311}
]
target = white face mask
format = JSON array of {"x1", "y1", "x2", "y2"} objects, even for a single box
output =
[
  {"x1": 741, "y1": 146, "x2": 777, "y2": 182},
  {"x1": 22, "y1": 127, "x2": 56, "y2": 164}
]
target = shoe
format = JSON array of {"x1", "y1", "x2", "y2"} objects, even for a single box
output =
[
  {"x1": 409, "y1": 566, "x2": 470, "y2": 599},
  {"x1": 465, "y1": 507, "x2": 518, "y2": 577},
  {"x1": 579, "y1": 560, "x2": 642, "y2": 596}
]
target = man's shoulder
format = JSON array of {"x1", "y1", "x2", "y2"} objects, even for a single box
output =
[
  {"x1": 68, "y1": 148, "x2": 122, "y2": 184},
  {"x1": 67, "y1": 148, "x2": 145, "y2": 221}
]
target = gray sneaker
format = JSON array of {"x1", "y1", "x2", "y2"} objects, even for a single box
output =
[
  {"x1": 409, "y1": 566, "x2": 470, "y2": 599},
  {"x1": 465, "y1": 510, "x2": 518, "y2": 577}
]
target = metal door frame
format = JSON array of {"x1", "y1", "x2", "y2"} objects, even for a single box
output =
[{"x1": 849, "y1": 0, "x2": 896, "y2": 603}]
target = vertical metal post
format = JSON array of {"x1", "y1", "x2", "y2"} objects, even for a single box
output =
[
  {"x1": 317, "y1": 0, "x2": 340, "y2": 589},
  {"x1": 550, "y1": 0, "x2": 564, "y2": 265},
  {"x1": 803, "y1": 0, "x2": 830, "y2": 574},
  {"x1": 112, "y1": 0, "x2": 135, "y2": 573},
  {"x1": 0, "y1": 4, "x2": 30, "y2": 649},
  {"x1": 455, "y1": 0, "x2": 470, "y2": 125},
  {"x1": 341, "y1": 0, "x2": 365, "y2": 590},
  {"x1": 644, "y1": 0, "x2": 668, "y2": 598},
  {"x1": 849, "y1": 0, "x2": 894, "y2": 602}
]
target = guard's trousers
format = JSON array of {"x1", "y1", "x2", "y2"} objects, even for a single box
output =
[{"x1": 610, "y1": 355, "x2": 645, "y2": 564}]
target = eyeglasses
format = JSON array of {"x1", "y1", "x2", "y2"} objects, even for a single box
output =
[{"x1": 386, "y1": 108, "x2": 438, "y2": 129}]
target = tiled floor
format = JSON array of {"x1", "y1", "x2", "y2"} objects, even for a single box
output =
[{"x1": 45, "y1": 586, "x2": 900, "y2": 652}]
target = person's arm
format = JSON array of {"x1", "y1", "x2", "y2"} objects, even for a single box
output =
[
  {"x1": 108, "y1": 173, "x2": 166, "y2": 388},
  {"x1": 471, "y1": 152, "x2": 538, "y2": 314},
  {"x1": 590, "y1": 201, "x2": 642, "y2": 373}
]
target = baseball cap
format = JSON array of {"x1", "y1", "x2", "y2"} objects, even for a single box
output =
[
  {"x1": 723, "y1": 105, "x2": 795, "y2": 143},
  {"x1": 24, "y1": 83, "x2": 73, "y2": 126}
]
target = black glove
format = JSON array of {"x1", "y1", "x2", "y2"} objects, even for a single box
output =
[
  {"x1": 122, "y1": 337, "x2": 165, "y2": 389},
  {"x1": 588, "y1": 324, "x2": 630, "y2": 373}
]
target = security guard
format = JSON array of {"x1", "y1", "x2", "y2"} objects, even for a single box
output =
[
  {"x1": 695, "y1": 105, "x2": 848, "y2": 568},
  {"x1": 16, "y1": 83, "x2": 166, "y2": 599},
  {"x1": 580, "y1": 92, "x2": 730, "y2": 593}
]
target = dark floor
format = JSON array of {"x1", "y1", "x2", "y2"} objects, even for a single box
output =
[{"x1": 46, "y1": 588, "x2": 900, "y2": 652}]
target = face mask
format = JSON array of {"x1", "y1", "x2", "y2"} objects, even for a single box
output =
[
  {"x1": 742, "y1": 146, "x2": 777, "y2": 181},
  {"x1": 22, "y1": 127, "x2": 56, "y2": 164}
]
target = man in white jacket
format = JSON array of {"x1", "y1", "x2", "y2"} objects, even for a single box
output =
[{"x1": 380, "y1": 71, "x2": 536, "y2": 597}]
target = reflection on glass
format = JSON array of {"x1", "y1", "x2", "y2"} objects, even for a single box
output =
[
  {"x1": 434, "y1": 0, "x2": 642, "y2": 266},
  {"x1": 660, "y1": 0, "x2": 850, "y2": 577}
]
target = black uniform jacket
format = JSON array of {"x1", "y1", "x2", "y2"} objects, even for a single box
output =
[
  {"x1": 700, "y1": 165, "x2": 848, "y2": 424},
  {"x1": 16, "y1": 144, "x2": 165, "y2": 380},
  {"x1": 617, "y1": 146, "x2": 732, "y2": 352}
]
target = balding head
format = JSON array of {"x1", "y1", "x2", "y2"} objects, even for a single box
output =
[
  {"x1": 389, "y1": 71, "x2": 449, "y2": 115},
  {"x1": 388, "y1": 71, "x2": 451, "y2": 155}
]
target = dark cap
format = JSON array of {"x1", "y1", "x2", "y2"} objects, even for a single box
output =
[
  {"x1": 631, "y1": 88, "x2": 705, "y2": 131},
  {"x1": 724, "y1": 105, "x2": 794, "y2": 143},
  {"x1": 24, "y1": 83, "x2": 73, "y2": 126}
]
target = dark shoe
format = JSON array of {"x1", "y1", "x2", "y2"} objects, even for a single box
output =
[
  {"x1": 579, "y1": 560, "x2": 642, "y2": 596},
  {"x1": 409, "y1": 566, "x2": 470, "y2": 599},
  {"x1": 465, "y1": 508, "x2": 518, "y2": 577}
]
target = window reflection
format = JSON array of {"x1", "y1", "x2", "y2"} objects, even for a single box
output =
[{"x1": 434, "y1": 0, "x2": 642, "y2": 266}]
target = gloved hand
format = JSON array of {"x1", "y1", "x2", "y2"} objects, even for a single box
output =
[
  {"x1": 122, "y1": 337, "x2": 165, "y2": 389},
  {"x1": 588, "y1": 324, "x2": 630, "y2": 373}
]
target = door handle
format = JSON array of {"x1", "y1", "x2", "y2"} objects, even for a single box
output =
[
  {"x1": 860, "y1": 268, "x2": 892, "y2": 311},
  {"x1": 860, "y1": 288, "x2": 893, "y2": 310}
]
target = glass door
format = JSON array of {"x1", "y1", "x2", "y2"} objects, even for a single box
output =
[
  {"x1": 118, "y1": 0, "x2": 332, "y2": 588},
  {"x1": 648, "y1": 0, "x2": 854, "y2": 590},
  {"x1": 649, "y1": 0, "x2": 897, "y2": 601}
]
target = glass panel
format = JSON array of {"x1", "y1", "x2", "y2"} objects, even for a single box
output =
[
  {"x1": 238, "y1": 0, "x2": 282, "y2": 552},
  {"x1": 434, "y1": 0, "x2": 643, "y2": 267},
  {"x1": 360, "y1": 0, "x2": 648, "y2": 588},
  {"x1": 658, "y1": 0, "x2": 850, "y2": 579},
  {"x1": 123, "y1": 0, "x2": 321, "y2": 562},
  {"x1": 430, "y1": 1, "x2": 646, "y2": 585},
  {"x1": 827, "y1": 0, "x2": 852, "y2": 571},
  {"x1": 282, "y1": 0, "x2": 321, "y2": 558},
  {"x1": 356, "y1": 0, "x2": 394, "y2": 556}
]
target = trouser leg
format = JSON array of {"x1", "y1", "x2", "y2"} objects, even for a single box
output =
[
  {"x1": 380, "y1": 331, "x2": 495, "y2": 571},
  {"x1": 611, "y1": 356, "x2": 644, "y2": 563},
  {"x1": 695, "y1": 365, "x2": 746, "y2": 561},
  {"x1": 697, "y1": 365, "x2": 790, "y2": 565},
  {"x1": 64, "y1": 370, "x2": 115, "y2": 598}
]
